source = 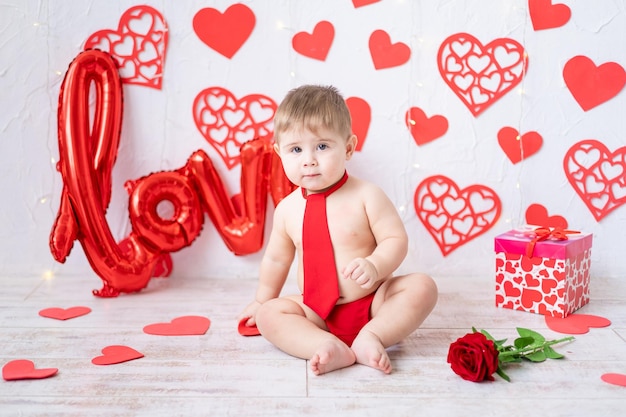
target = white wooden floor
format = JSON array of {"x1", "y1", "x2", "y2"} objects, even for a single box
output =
[{"x1": 2, "y1": 269, "x2": 625, "y2": 416}]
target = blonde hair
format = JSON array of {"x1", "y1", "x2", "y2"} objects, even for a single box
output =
[{"x1": 273, "y1": 85, "x2": 352, "y2": 143}]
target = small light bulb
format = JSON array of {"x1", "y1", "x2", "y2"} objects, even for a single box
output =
[{"x1": 42, "y1": 270, "x2": 54, "y2": 280}]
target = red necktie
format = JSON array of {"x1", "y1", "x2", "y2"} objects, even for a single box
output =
[{"x1": 302, "y1": 171, "x2": 349, "y2": 319}]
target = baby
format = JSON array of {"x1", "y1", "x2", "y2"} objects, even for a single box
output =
[{"x1": 239, "y1": 85, "x2": 437, "y2": 375}]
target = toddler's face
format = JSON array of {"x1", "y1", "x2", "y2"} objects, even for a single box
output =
[{"x1": 274, "y1": 127, "x2": 355, "y2": 193}]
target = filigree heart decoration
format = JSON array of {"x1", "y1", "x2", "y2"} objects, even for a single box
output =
[
  {"x1": 84, "y1": 5, "x2": 168, "y2": 89},
  {"x1": 414, "y1": 175, "x2": 502, "y2": 256},
  {"x1": 437, "y1": 32, "x2": 528, "y2": 117},
  {"x1": 193, "y1": 87, "x2": 277, "y2": 169},
  {"x1": 563, "y1": 139, "x2": 626, "y2": 221}
]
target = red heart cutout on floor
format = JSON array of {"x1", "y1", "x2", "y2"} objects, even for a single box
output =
[
  {"x1": 346, "y1": 96, "x2": 370, "y2": 152},
  {"x1": 352, "y1": 0, "x2": 380, "y2": 7},
  {"x1": 529, "y1": 0, "x2": 571, "y2": 31},
  {"x1": 563, "y1": 139, "x2": 626, "y2": 221},
  {"x1": 368, "y1": 30, "x2": 410, "y2": 70},
  {"x1": 414, "y1": 175, "x2": 501, "y2": 256},
  {"x1": 563, "y1": 55, "x2": 626, "y2": 111},
  {"x1": 92, "y1": 345, "x2": 144, "y2": 365},
  {"x1": 497, "y1": 127, "x2": 543, "y2": 164},
  {"x1": 292, "y1": 21, "x2": 334, "y2": 61},
  {"x1": 2, "y1": 360, "x2": 58, "y2": 381},
  {"x1": 406, "y1": 107, "x2": 448, "y2": 146},
  {"x1": 238, "y1": 318, "x2": 261, "y2": 337},
  {"x1": 438, "y1": 33, "x2": 528, "y2": 116},
  {"x1": 525, "y1": 203, "x2": 568, "y2": 228},
  {"x1": 193, "y1": 87, "x2": 277, "y2": 169},
  {"x1": 143, "y1": 316, "x2": 211, "y2": 336},
  {"x1": 39, "y1": 306, "x2": 91, "y2": 321},
  {"x1": 545, "y1": 314, "x2": 611, "y2": 334},
  {"x1": 601, "y1": 373, "x2": 626, "y2": 387},
  {"x1": 193, "y1": 4, "x2": 256, "y2": 59},
  {"x1": 84, "y1": 5, "x2": 168, "y2": 89}
]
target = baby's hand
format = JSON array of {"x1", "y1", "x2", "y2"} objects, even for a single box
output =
[
  {"x1": 238, "y1": 300, "x2": 262, "y2": 327},
  {"x1": 342, "y1": 257, "x2": 379, "y2": 289}
]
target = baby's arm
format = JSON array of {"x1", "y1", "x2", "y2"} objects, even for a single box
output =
[
  {"x1": 239, "y1": 202, "x2": 295, "y2": 325},
  {"x1": 343, "y1": 184, "x2": 408, "y2": 288}
]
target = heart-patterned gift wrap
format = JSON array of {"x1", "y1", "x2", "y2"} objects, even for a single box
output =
[
  {"x1": 414, "y1": 175, "x2": 501, "y2": 256},
  {"x1": 193, "y1": 87, "x2": 277, "y2": 169},
  {"x1": 563, "y1": 139, "x2": 626, "y2": 222},
  {"x1": 438, "y1": 33, "x2": 528, "y2": 116},
  {"x1": 193, "y1": 4, "x2": 256, "y2": 59},
  {"x1": 84, "y1": 5, "x2": 168, "y2": 89},
  {"x1": 292, "y1": 21, "x2": 335, "y2": 61},
  {"x1": 495, "y1": 229, "x2": 593, "y2": 318}
]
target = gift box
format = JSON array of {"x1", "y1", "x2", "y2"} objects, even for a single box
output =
[{"x1": 494, "y1": 226, "x2": 593, "y2": 318}]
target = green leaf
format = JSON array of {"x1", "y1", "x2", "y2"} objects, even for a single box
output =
[
  {"x1": 496, "y1": 367, "x2": 511, "y2": 382},
  {"x1": 524, "y1": 350, "x2": 547, "y2": 362},
  {"x1": 514, "y1": 336, "x2": 535, "y2": 349},
  {"x1": 517, "y1": 328, "x2": 546, "y2": 344},
  {"x1": 544, "y1": 345, "x2": 565, "y2": 359},
  {"x1": 479, "y1": 329, "x2": 495, "y2": 341},
  {"x1": 499, "y1": 355, "x2": 522, "y2": 364}
]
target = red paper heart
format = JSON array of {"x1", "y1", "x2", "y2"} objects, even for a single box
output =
[
  {"x1": 414, "y1": 175, "x2": 501, "y2": 256},
  {"x1": 368, "y1": 30, "x2": 410, "y2": 70},
  {"x1": 2, "y1": 360, "x2": 58, "y2": 381},
  {"x1": 143, "y1": 315, "x2": 211, "y2": 336},
  {"x1": 438, "y1": 33, "x2": 528, "y2": 116},
  {"x1": 563, "y1": 55, "x2": 626, "y2": 111},
  {"x1": 405, "y1": 107, "x2": 448, "y2": 146},
  {"x1": 292, "y1": 21, "x2": 334, "y2": 61},
  {"x1": 92, "y1": 345, "x2": 144, "y2": 365},
  {"x1": 38, "y1": 306, "x2": 91, "y2": 321},
  {"x1": 545, "y1": 314, "x2": 611, "y2": 334},
  {"x1": 563, "y1": 139, "x2": 626, "y2": 221},
  {"x1": 84, "y1": 5, "x2": 168, "y2": 89},
  {"x1": 346, "y1": 97, "x2": 370, "y2": 152},
  {"x1": 497, "y1": 127, "x2": 543, "y2": 164},
  {"x1": 528, "y1": 0, "x2": 571, "y2": 31},
  {"x1": 352, "y1": 0, "x2": 380, "y2": 7},
  {"x1": 525, "y1": 203, "x2": 568, "y2": 228},
  {"x1": 238, "y1": 318, "x2": 261, "y2": 337},
  {"x1": 193, "y1": 87, "x2": 277, "y2": 169},
  {"x1": 601, "y1": 373, "x2": 626, "y2": 387},
  {"x1": 193, "y1": 4, "x2": 255, "y2": 59}
]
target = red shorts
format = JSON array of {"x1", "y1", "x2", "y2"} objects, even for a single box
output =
[{"x1": 324, "y1": 292, "x2": 376, "y2": 346}]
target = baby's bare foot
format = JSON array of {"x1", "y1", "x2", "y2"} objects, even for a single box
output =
[
  {"x1": 310, "y1": 339, "x2": 356, "y2": 376},
  {"x1": 351, "y1": 330, "x2": 392, "y2": 374}
]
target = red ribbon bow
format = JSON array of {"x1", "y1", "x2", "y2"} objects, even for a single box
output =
[{"x1": 525, "y1": 226, "x2": 580, "y2": 258}]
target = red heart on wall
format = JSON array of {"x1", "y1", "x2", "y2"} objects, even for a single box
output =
[
  {"x1": 438, "y1": 33, "x2": 528, "y2": 116},
  {"x1": 39, "y1": 306, "x2": 91, "y2": 321},
  {"x1": 346, "y1": 96, "x2": 370, "y2": 151},
  {"x1": 563, "y1": 56, "x2": 626, "y2": 111},
  {"x1": 143, "y1": 316, "x2": 211, "y2": 336},
  {"x1": 563, "y1": 139, "x2": 626, "y2": 221},
  {"x1": 2, "y1": 360, "x2": 58, "y2": 381},
  {"x1": 369, "y1": 30, "x2": 410, "y2": 70},
  {"x1": 528, "y1": 0, "x2": 571, "y2": 31},
  {"x1": 84, "y1": 5, "x2": 168, "y2": 89},
  {"x1": 352, "y1": 0, "x2": 380, "y2": 7},
  {"x1": 193, "y1": 4, "x2": 256, "y2": 59},
  {"x1": 91, "y1": 345, "x2": 144, "y2": 365},
  {"x1": 525, "y1": 203, "x2": 568, "y2": 228},
  {"x1": 414, "y1": 175, "x2": 502, "y2": 256},
  {"x1": 193, "y1": 87, "x2": 277, "y2": 169},
  {"x1": 405, "y1": 107, "x2": 448, "y2": 146},
  {"x1": 292, "y1": 21, "x2": 334, "y2": 61},
  {"x1": 497, "y1": 127, "x2": 543, "y2": 164}
]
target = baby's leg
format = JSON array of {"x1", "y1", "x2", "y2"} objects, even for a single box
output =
[
  {"x1": 352, "y1": 273, "x2": 438, "y2": 373},
  {"x1": 255, "y1": 297, "x2": 356, "y2": 375}
]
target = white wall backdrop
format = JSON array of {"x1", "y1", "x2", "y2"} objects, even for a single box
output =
[{"x1": 1, "y1": 0, "x2": 625, "y2": 290}]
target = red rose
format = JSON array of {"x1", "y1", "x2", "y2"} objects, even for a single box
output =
[{"x1": 447, "y1": 332, "x2": 499, "y2": 382}]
